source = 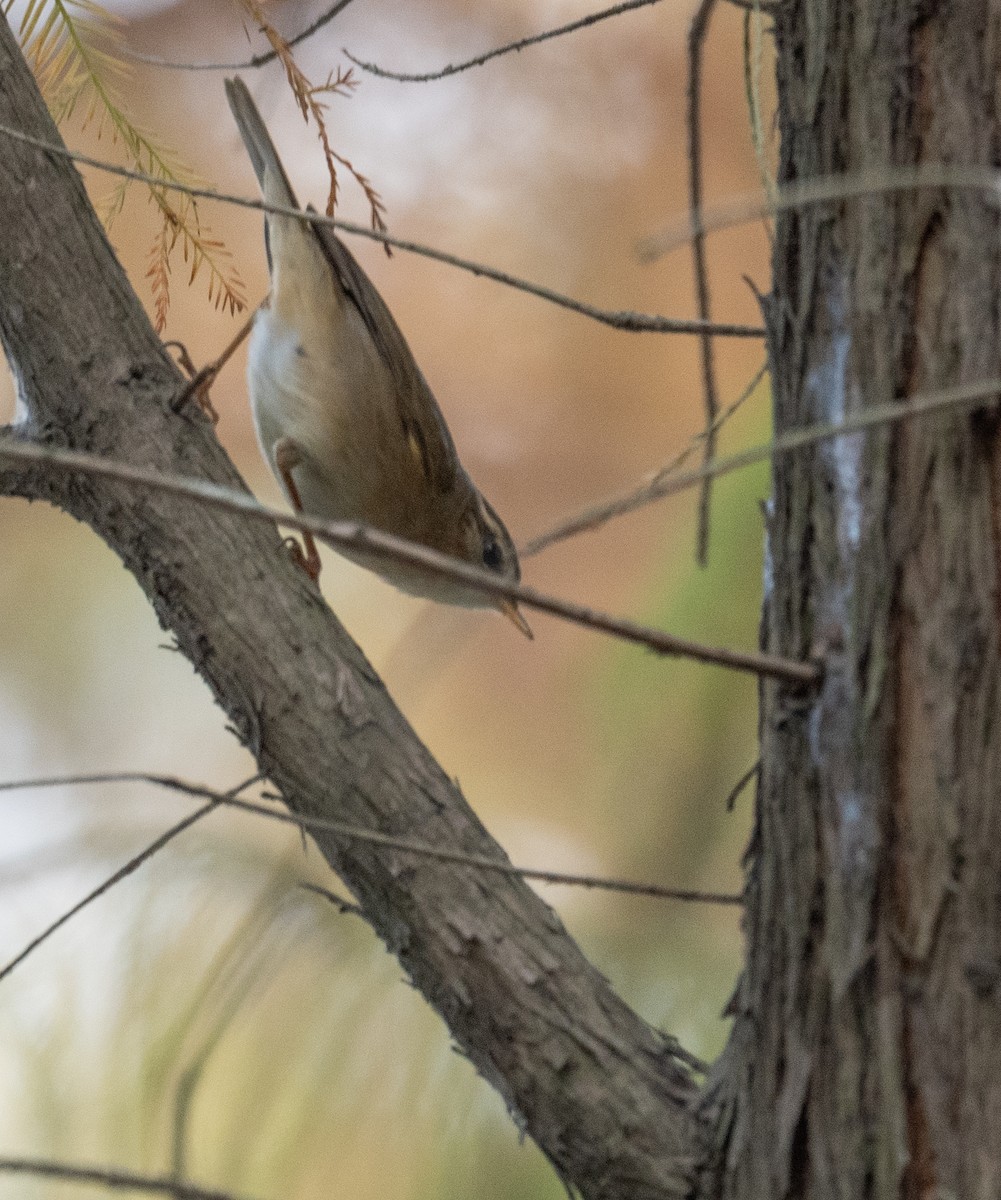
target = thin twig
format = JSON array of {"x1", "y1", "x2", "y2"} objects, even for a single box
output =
[
  {"x1": 523, "y1": 361, "x2": 768, "y2": 556},
  {"x1": 522, "y1": 374, "x2": 1001, "y2": 553},
  {"x1": 724, "y1": 759, "x2": 760, "y2": 812},
  {"x1": 638, "y1": 162, "x2": 1001, "y2": 261},
  {"x1": 724, "y1": 0, "x2": 784, "y2": 10},
  {"x1": 345, "y1": 0, "x2": 665, "y2": 82},
  {"x1": 687, "y1": 0, "x2": 720, "y2": 568},
  {"x1": 0, "y1": 774, "x2": 260, "y2": 985},
  {"x1": 523, "y1": 374, "x2": 998, "y2": 549},
  {"x1": 297, "y1": 882, "x2": 363, "y2": 917},
  {"x1": 0, "y1": 772, "x2": 238, "y2": 802},
  {"x1": 0, "y1": 119, "x2": 764, "y2": 340},
  {"x1": 6, "y1": 118, "x2": 995, "y2": 287},
  {"x1": 0, "y1": 439, "x2": 818, "y2": 684},
  {"x1": 0, "y1": 772, "x2": 744, "y2": 905},
  {"x1": 0, "y1": 806, "x2": 212, "y2": 984},
  {"x1": 331, "y1": 226, "x2": 762, "y2": 336},
  {"x1": 123, "y1": 0, "x2": 359, "y2": 71},
  {"x1": 226, "y1": 797, "x2": 746, "y2": 904},
  {"x1": 0, "y1": 1158, "x2": 255, "y2": 1200}
]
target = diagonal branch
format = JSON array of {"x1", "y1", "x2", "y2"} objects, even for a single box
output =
[
  {"x1": 0, "y1": 803, "x2": 214, "y2": 984},
  {"x1": 523, "y1": 361, "x2": 767, "y2": 556},
  {"x1": 0, "y1": 16, "x2": 700, "y2": 1199},
  {"x1": 520, "y1": 372, "x2": 1001, "y2": 552},
  {"x1": 0, "y1": 774, "x2": 261, "y2": 984},
  {"x1": 638, "y1": 161, "x2": 1001, "y2": 261}
]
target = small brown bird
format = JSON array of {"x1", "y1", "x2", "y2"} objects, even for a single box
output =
[{"x1": 224, "y1": 77, "x2": 530, "y2": 635}]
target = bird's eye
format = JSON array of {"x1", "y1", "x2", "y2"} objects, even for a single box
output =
[{"x1": 482, "y1": 536, "x2": 503, "y2": 571}]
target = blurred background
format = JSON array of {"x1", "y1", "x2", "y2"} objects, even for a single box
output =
[{"x1": 0, "y1": 1, "x2": 774, "y2": 1197}]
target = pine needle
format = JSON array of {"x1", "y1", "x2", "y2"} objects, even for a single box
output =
[
  {"x1": 9, "y1": 0, "x2": 247, "y2": 330},
  {"x1": 236, "y1": 0, "x2": 390, "y2": 250}
]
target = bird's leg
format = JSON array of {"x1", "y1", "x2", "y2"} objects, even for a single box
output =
[
  {"x1": 164, "y1": 340, "x2": 219, "y2": 423},
  {"x1": 168, "y1": 306, "x2": 261, "y2": 420},
  {"x1": 274, "y1": 437, "x2": 322, "y2": 582}
]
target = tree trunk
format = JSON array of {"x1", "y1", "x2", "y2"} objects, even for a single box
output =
[{"x1": 706, "y1": 1, "x2": 1001, "y2": 1196}]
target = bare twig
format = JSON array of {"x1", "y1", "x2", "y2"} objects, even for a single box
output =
[
  {"x1": 0, "y1": 772, "x2": 241, "y2": 802},
  {"x1": 0, "y1": 774, "x2": 261, "y2": 985},
  {"x1": 0, "y1": 1157, "x2": 255, "y2": 1200},
  {"x1": 256, "y1": 791, "x2": 743, "y2": 901},
  {"x1": 7, "y1": 121, "x2": 1001, "y2": 327},
  {"x1": 724, "y1": 759, "x2": 760, "y2": 812},
  {"x1": 171, "y1": 307, "x2": 259, "y2": 415},
  {"x1": 345, "y1": 0, "x2": 665, "y2": 82},
  {"x1": 638, "y1": 162, "x2": 1001, "y2": 261},
  {"x1": 523, "y1": 361, "x2": 767, "y2": 556},
  {"x1": 0, "y1": 439, "x2": 818, "y2": 684},
  {"x1": 124, "y1": 0, "x2": 359, "y2": 71},
  {"x1": 522, "y1": 374, "x2": 1001, "y2": 553},
  {"x1": 0, "y1": 119, "x2": 764, "y2": 340},
  {"x1": 724, "y1": 0, "x2": 784, "y2": 11},
  {"x1": 299, "y1": 881, "x2": 363, "y2": 917},
  {"x1": 9, "y1": 374, "x2": 998, "y2": 677},
  {"x1": 0, "y1": 770, "x2": 739, "y2": 905},
  {"x1": 687, "y1": 0, "x2": 721, "y2": 568},
  {"x1": 0, "y1": 805, "x2": 213, "y2": 984},
  {"x1": 331, "y1": 225, "x2": 762, "y2": 335}
]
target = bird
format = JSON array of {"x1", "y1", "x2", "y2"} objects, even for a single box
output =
[{"x1": 224, "y1": 76, "x2": 530, "y2": 636}]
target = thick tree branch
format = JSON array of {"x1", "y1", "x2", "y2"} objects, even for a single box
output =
[{"x1": 0, "y1": 18, "x2": 701, "y2": 1199}]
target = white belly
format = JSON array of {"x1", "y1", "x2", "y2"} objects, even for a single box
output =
[
  {"x1": 246, "y1": 300, "x2": 397, "y2": 524},
  {"x1": 248, "y1": 307, "x2": 320, "y2": 461}
]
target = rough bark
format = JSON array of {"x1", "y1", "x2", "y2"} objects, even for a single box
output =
[
  {"x1": 0, "y1": 17, "x2": 701, "y2": 1199},
  {"x1": 705, "y1": 1, "x2": 1001, "y2": 1197}
]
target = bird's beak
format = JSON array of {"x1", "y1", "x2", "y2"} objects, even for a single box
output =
[{"x1": 501, "y1": 599, "x2": 534, "y2": 639}]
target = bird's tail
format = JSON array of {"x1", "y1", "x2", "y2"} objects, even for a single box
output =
[{"x1": 225, "y1": 76, "x2": 299, "y2": 212}]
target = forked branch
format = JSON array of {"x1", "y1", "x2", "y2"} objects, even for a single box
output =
[{"x1": 0, "y1": 16, "x2": 701, "y2": 1199}]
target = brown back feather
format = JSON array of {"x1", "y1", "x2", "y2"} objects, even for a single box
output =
[{"x1": 308, "y1": 209, "x2": 460, "y2": 496}]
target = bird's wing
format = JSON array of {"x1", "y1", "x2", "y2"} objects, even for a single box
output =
[{"x1": 311, "y1": 212, "x2": 460, "y2": 494}]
